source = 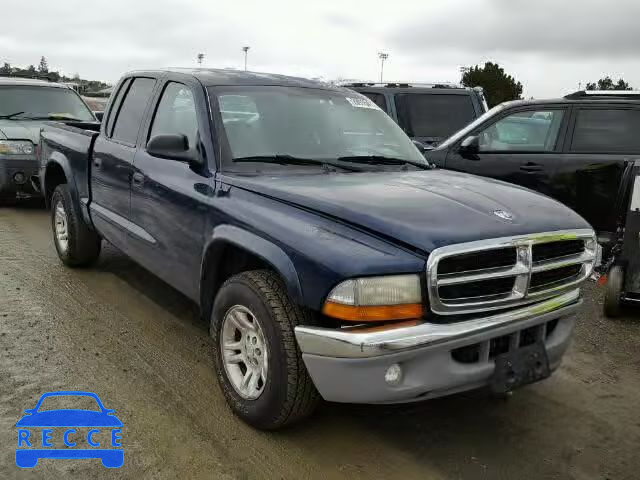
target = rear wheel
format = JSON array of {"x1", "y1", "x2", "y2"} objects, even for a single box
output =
[
  {"x1": 603, "y1": 265, "x2": 624, "y2": 318},
  {"x1": 51, "y1": 184, "x2": 101, "y2": 267},
  {"x1": 211, "y1": 270, "x2": 320, "y2": 429}
]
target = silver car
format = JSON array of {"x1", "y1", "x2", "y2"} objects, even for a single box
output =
[{"x1": 0, "y1": 77, "x2": 96, "y2": 205}]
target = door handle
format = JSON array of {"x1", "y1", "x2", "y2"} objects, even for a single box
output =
[
  {"x1": 131, "y1": 172, "x2": 145, "y2": 187},
  {"x1": 520, "y1": 163, "x2": 543, "y2": 173},
  {"x1": 93, "y1": 157, "x2": 102, "y2": 169}
]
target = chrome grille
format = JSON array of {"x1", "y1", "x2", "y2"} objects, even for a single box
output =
[{"x1": 427, "y1": 229, "x2": 596, "y2": 315}]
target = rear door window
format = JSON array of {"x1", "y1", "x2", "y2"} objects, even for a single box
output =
[
  {"x1": 395, "y1": 93, "x2": 476, "y2": 138},
  {"x1": 359, "y1": 92, "x2": 388, "y2": 113},
  {"x1": 105, "y1": 78, "x2": 130, "y2": 136},
  {"x1": 570, "y1": 108, "x2": 640, "y2": 153},
  {"x1": 111, "y1": 77, "x2": 156, "y2": 145}
]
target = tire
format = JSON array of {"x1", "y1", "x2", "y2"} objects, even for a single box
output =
[
  {"x1": 51, "y1": 184, "x2": 101, "y2": 267},
  {"x1": 211, "y1": 270, "x2": 320, "y2": 429},
  {"x1": 603, "y1": 265, "x2": 624, "y2": 318},
  {"x1": 0, "y1": 194, "x2": 17, "y2": 207}
]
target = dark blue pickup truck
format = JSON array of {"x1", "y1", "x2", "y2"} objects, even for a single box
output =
[{"x1": 40, "y1": 68, "x2": 596, "y2": 429}]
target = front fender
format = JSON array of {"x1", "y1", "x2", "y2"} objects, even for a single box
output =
[{"x1": 201, "y1": 224, "x2": 304, "y2": 305}]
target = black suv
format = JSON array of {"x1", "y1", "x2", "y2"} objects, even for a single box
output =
[
  {"x1": 343, "y1": 82, "x2": 488, "y2": 148},
  {"x1": 426, "y1": 90, "x2": 640, "y2": 247}
]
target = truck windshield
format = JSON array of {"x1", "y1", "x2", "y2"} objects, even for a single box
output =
[
  {"x1": 0, "y1": 86, "x2": 94, "y2": 121},
  {"x1": 210, "y1": 86, "x2": 427, "y2": 171}
]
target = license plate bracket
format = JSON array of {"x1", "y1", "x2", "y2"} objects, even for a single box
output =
[{"x1": 490, "y1": 341, "x2": 550, "y2": 394}]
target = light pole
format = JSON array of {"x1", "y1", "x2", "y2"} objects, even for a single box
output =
[
  {"x1": 459, "y1": 66, "x2": 470, "y2": 82},
  {"x1": 378, "y1": 52, "x2": 388, "y2": 83},
  {"x1": 197, "y1": 53, "x2": 205, "y2": 66},
  {"x1": 242, "y1": 46, "x2": 250, "y2": 71}
]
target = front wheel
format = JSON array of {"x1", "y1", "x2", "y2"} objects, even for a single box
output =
[
  {"x1": 211, "y1": 270, "x2": 319, "y2": 429},
  {"x1": 51, "y1": 184, "x2": 101, "y2": 267},
  {"x1": 0, "y1": 194, "x2": 17, "y2": 207},
  {"x1": 603, "y1": 265, "x2": 624, "y2": 318}
]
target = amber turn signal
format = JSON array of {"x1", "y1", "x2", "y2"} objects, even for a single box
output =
[{"x1": 322, "y1": 301, "x2": 423, "y2": 322}]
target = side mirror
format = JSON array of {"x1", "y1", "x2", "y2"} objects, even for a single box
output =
[
  {"x1": 93, "y1": 111, "x2": 104, "y2": 121},
  {"x1": 146, "y1": 134, "x2": 195, "y2": 163},
  {"x1": 459, "y1": 135, "x2": 480, "y2": 159},
  {"x1": 24, "y1": 409, "x2": 34, "y2": 415},
  {"x1": 412, "y1": 140, "x2": 426, "y2": 153}
]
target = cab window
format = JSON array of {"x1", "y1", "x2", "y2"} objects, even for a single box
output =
[
  {"x1": 396, "y1": 94, "x2": 476, "y2": 138},
  {"x1": 110, "y1": 77, "x2": 156, "y2": 145},
  {"x1": 359, "y1": 92, "x2": 388, "y2": 113},
  {"x1": 477, "y1": 110, "x2": 565, "y2": 152},
  {"x1": 149, "y1": 82, "x2": 199, "y2": 151}
]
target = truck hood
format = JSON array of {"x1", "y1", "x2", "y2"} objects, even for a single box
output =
[
  {"x1": 0, "y1": 120, "x2": 44, "y2": 143},
  {"x1": 226, "y1": 170, "x2": 591, "y2": 253}
]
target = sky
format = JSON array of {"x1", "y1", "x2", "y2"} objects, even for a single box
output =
[{"x1": 0, "y1": 0, "x2": 637, "y2": 98}]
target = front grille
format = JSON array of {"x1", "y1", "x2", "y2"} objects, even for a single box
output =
[
  {"x1": 451, "y1": 319, "x2": 561, "y2": 364},
  {"x1": 439, "y1": 276, "x2": 514, "y2": 300},
  {"x1": 427, "y1": 230, "x2": 595, "y2": 315},
  {"x1": 438, "y1": 247, "x2": 516, "y2": 274},
  {"x1": 530, "y1": 264, "x2": 582, "y2": 289},
  {"x1": 532, "y1": 240, "x2": 584, "y2": 262}
]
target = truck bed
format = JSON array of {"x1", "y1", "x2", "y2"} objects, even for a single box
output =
[{"x1": 39, "y1": 121, "x2": 101, "y2": 212}]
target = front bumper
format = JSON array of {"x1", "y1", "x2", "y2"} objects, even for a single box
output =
[
  {"x1": 0, "y1": 157, "x2": 41, "y2": 198},
  {"x1": 295, "y1": 289, "x2": 580, "y2": 403}
]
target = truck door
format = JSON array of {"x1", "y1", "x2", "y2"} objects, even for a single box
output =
[
  {"x1": 553, "y1": 106, "x2": 639, "y2": 235},
  {"x1": 90, "y1": 77, "x2": 156, "y2": 251},
  {"x1": 444, "y1": 106, "x2": 568, "y2": 200},
  {"x1": 128, "y1": 80, "x2": 212, "y2": 300}
]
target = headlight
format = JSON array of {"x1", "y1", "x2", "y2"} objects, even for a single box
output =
[
  {"x1": 0, "y1": 140, "x2": 35, "y2": 155},
  {"x1": 322, "y1": 274, "x2": 423, "y2": 322},
  {"x1": 584, "y1": 235, "x2": 599, "y2": 271}
]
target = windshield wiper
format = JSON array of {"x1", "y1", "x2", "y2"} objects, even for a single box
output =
[
  {"x1": 337, "y1": 155, "x2": 431, "y2": 170},
  {"x1": 26, "y1": 114, "x2": 87, "y2": 122},
  {"x1": 0, "y1": 111, "x2": 25, "y2": 120},
  {"x1": 233, "y1": 155, "x2": 361, "y2": 172}
]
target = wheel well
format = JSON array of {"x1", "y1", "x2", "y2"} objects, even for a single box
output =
[
  {"x1": 44, "y1": 163, "x2": 67, "y2": 208},
  {"x1": 200, "y1": 242, "x2": 272, "y2": 321}
]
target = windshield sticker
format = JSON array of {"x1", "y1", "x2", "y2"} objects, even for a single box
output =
[{"x1": 345, "y1": 97, "x2": 379, "y2": 110}]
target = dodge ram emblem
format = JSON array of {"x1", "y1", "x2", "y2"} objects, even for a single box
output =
[{"x1": 493, "y1": 209, "x2": 513, "y2": 220}]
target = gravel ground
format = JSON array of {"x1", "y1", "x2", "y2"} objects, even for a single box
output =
[{"x1": 1, "y1": 205, "x2": 639, "y2": 480}]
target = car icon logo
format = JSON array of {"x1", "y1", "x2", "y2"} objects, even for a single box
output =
[
  {"x1": 493, "y1": 209, "x2": 514, "y2": 221},
  {"x1": 15, "y1": 391, "x2": 123, "y2": 468}
]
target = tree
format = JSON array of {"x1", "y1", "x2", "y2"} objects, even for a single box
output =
[
  {"x1": 585, "y1": 76, "x2": 632, "y2": 91},
  {"x1": 38, "y1": 56, "x2": 49, "y2": 74},
  {"x1": 461, "y1": 62, "x2": 523, "y2": 108},
  {"x1": 0, "y1": 60, "x2": 108, "y2": 91}
]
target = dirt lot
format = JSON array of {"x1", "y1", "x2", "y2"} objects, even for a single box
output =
[{"x1": 1, "y1": 205, "x2": 639, "y2": 480}]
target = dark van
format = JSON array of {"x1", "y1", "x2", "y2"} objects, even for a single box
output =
[{"x1": 344, "y1": 82, "x2": 488, "y2": 148}]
